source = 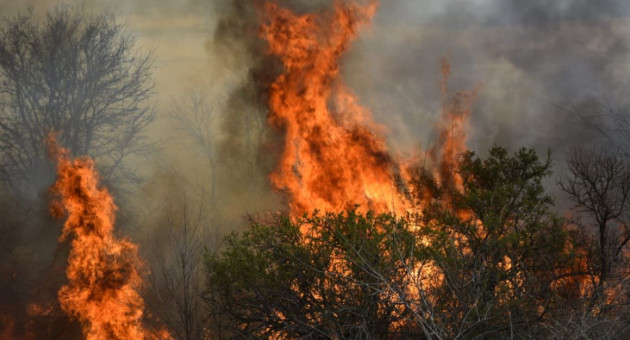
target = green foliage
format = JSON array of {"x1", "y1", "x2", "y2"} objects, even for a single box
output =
[
  {"x1": 205, "y1": 211, "x2": 422, "y2": 339},
  {"x1": 418, "y1": 147, "x2": 573, "y2": 337},
  {"x1": 204, "y1": 147, "x2": 577, "y2": 339}
]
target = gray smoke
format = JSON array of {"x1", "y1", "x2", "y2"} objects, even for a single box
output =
[
  {"x1": 205, "y1": 0, "x2": 630, "y2": 213},
  {"x1": 1, "y1": 0, "x2": 629, "y2": 337},
  {"x1": 345, "y1": 0, "x2": 630, "y2": 159}
]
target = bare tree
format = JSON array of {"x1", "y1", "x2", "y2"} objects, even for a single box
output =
[
  {"x1": 577, "y1": 101, "x2": 630, "y2": 158},
  {"x1": 559, "y1": 148, "x2": 630, "y2": 302},
  {"x1": 0, "y1": 6, "x2": 154, "y2": 196},
  {"x1": 218, "y1": 90, "x2": 270, "y2": 194},
  {"x1": 170, "y1": 94, "x2": 218, "y2": 207},
  {"x1": 146, "y1": 198, "x2": 208, "y2": 340},
  {"x1": 541, "y1": 296, "x2": 630, "y2": 340}
]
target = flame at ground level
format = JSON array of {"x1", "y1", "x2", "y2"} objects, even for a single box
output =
[{"x1": 47, "y1": 135, "x2": 169, "y2": 340}]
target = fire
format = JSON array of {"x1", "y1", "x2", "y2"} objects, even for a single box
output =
[
  {"x1": 258, "y1": 4, "x2": 478, "y2": 333},
  {"x1": 259, "y1": 1, "x2": 478, "y2": 220},
  {"x1": 47, "y1": 135, "x2": 168, "y2": 340},
  {"x1": 0, "y1": 313, "x2": 17, "y2": 340},
  {"x1": 431, "y1": 59, "x2": 479, "y2": 195},
  {"x1": 260, "y1": 0, "x2": 408, "y2": 217}
]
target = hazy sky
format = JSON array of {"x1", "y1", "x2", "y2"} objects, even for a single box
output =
[
  {"x1": 2, "y1": 0, "x2": 630, "y2": 202},
  {"x1": 2, "y1": 2, "x2": 628, "y2": 336}
]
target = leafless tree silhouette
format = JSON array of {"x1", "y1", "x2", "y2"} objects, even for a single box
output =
[
  {"x1": 559, "y1": 148, "x2": 630, "y2": 311},
  {"x1": 0, "y1": 6, "x2": 154, "y2": 196}
]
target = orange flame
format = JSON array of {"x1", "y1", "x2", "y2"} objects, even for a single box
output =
[
  {"x1": 260, "y1": 0, "x2": 408, "y2": 217},
  {"x1": 0, "y1": 313, "x2": 17, "y2": 340},
  {"x1": 260, "y1": 1, "x2": 478, "y2": 220},
  {"x1": 257, "y1": 2, "x2": 485, "y2": 335},
  {"x1": 429, "y1": 59, "x2": 480, "y2": 213},
  {"x1": 47, "y1": 135, "x2": 168, "y2": 340}
]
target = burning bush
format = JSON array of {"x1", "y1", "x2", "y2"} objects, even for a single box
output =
[{"x1": 204, "y1": 146, "x2": 578, "y2": 339}]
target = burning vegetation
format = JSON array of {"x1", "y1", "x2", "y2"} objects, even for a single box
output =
[
  {"x1": 260, "y1": 0, "x2": 479, "y2": 219},
  {"x1": 47, "y1": 135, "x2": 169, "y2": 340},
  {"x1": 1, "y1": 0, "x2": 630, "y2": 339},
  {"x1": 261, "y1": 0, "x2": 400, "y2": 216}
]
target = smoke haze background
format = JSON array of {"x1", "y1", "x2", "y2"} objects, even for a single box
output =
[
  {"x1": 1, "y1": 0, "x2": 629, "y2": 255},
  {"x1": 1, "y1": 0, "x2": 630, "y2": 337},
  {"x1": 2, "y1": 1, "x2": 627, "y2": 202}
]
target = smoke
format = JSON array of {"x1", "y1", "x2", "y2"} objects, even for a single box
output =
[
  {"x1": 1, "y1": 0, "x2": 630, "y2": 336},
  {"x1": 197, "y1": 0, "x2": 630, "y2": 219},
  {"x1": 198, "y1": 0, "x2": 630, "y2": 201},
  {"x1": 343, "y1": 0, "x2": 630, "y2": 157},
  {"x1": 2, "y1": 0, "x2": 628, "y2": 208},
  {"x1": 0, "y1": 0, "x2": 621, "y2": 231}
]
